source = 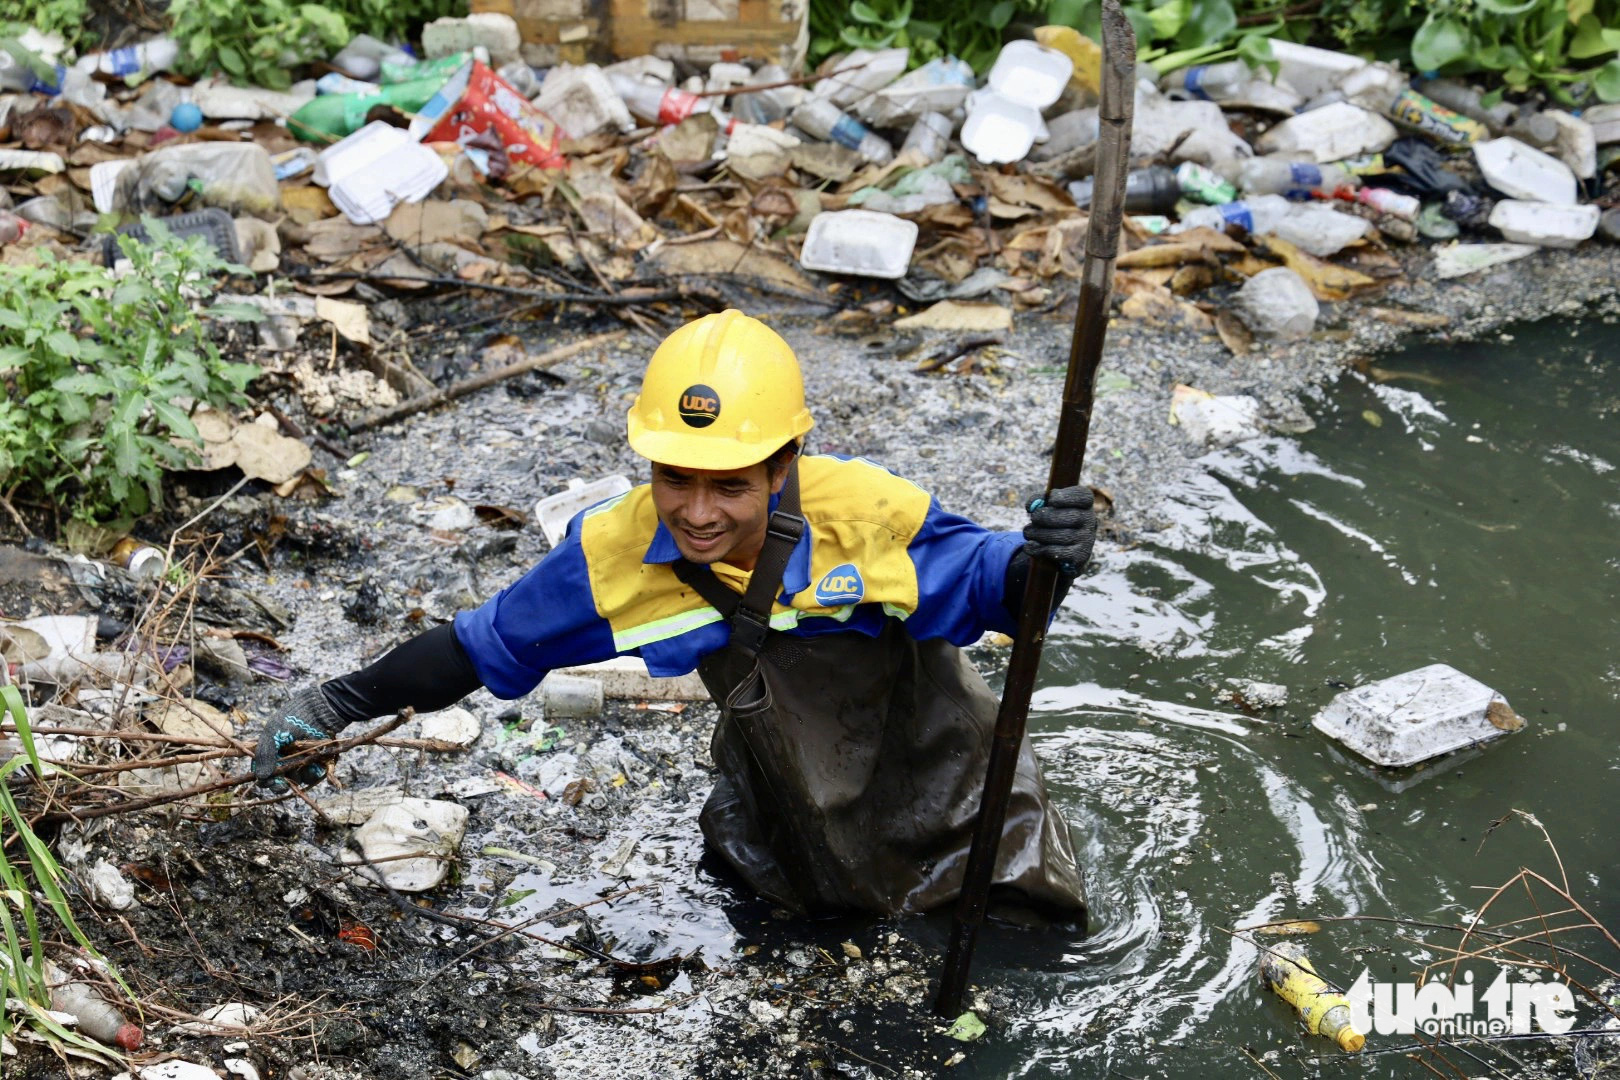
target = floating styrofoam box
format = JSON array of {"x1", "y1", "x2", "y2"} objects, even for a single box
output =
[
  {"x1": 799, "y1": 209, "x2": 918, "y2": 279},
  {"x1": 1311, "y1": 664, "x2": 1525, "y2": 767},
  {"x1": 533, "y1": 474, "x2": 632, "y2": 548}
]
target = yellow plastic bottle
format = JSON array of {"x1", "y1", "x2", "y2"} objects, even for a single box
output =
[{"x1": 1257, "y1": 940, "x2": 1366, "y2": 1052}]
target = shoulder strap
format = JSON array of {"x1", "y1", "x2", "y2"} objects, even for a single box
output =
[{"x1": 672, "y1": 461, "x2": 804, "y2": 657}]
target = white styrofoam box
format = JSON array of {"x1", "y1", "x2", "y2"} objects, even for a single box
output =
[
  {"x1": 315, "y1": 121, "x2": 448, "y2": 226},
  {"x1": 1488, "y1": 200, "x2": 1600, "y2": 248},
  {"x1": 799, "y1": 209, "x2": 919, "y2": 279},
  {"x1": 985, "y1": 40, "x2": 1072, "y2": 109},
  {"x1": 553, "y1": 655, "x2": 709, "y2": 701},
  {"x1": 1311, "y1": 663, "x2": 1525, "y2": 768},
  {"x1": 1474, "y1": 136, "x2": 1578, "y2": 204},
  {"x1": 533, "y1": 475, "x2": 633, "y2": 548}
]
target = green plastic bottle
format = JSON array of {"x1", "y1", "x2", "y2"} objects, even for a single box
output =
[{"x1": 287, "y1": 76, "x2": 444, "y2": 142}]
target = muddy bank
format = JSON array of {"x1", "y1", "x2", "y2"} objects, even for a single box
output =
[{"x1": 9, "y1": 241, "x2": 1620, "y2": 1080}]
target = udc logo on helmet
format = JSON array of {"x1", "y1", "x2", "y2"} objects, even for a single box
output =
[{"x1": 678, "y1": 384, "x2": 721, "y2": 428}]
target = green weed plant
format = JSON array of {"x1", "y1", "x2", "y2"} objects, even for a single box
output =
[
  {"x1": 0, "y1": 684, "x2": 132, "y2": 1066},
  {"x1": 0, "y1": 219, "x2": 261, "y2": 526}
]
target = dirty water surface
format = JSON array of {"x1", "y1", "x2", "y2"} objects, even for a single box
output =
[
  {"x1": 967, "y1": 316, "x2": 1620, "y2": 1078},
  {"x1": 12, "y1": 313, "x2": 1619, "y2": 1080}
]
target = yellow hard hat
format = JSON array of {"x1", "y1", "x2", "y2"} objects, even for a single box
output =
[{"x1": 626, "y1": 310, "x2": 814, "y2": 471}]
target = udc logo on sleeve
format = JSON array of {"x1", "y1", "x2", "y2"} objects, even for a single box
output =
[
  {"x1": 678, "y1": 384, "x2": 721, "y2": 428},
  {"x1": 815, "y1": 563, "x2": 865, "y2": 606}
]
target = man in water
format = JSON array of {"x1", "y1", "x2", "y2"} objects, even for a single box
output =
[{"x1": 255, "y1": 310, "x2": 1095, "y2": 917}]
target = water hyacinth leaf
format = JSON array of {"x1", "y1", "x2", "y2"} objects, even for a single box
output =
[
  {"x1": 1566, "y1": 0, "x2": 1594, "y2": 21},
  {"x1": 1176, "y1": 0, "x2": 1235, "y2": 50},
  {"x1": 947, "y1": 1011, "x2": 987, "y2": 1041},
  {"x1": 1474, "y1": 0, "x2": 1542, "y2": 14},
  {"x1": 987, "y1": 0, "x2": 1016, "y2": 28},
  {"x1": 1412, "y1": 15, "x2": 1474, "y2": 72},
  {"x1": 1236, "y1": 31, "x2": 1278, "y2": 77},
  {"x1": 1595, "y1": 58, "x2": 1620, "y2": 100},
  {"x1": 1571, "y1": 13, "x2": 1620, "y2": 58},
  {"x1": 1146, "y1": 0, "x2": 1191, "y2": 40}
]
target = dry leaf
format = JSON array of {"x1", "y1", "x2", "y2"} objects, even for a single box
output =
[
  {"x1": 893, "y1": 300, "x2": 1013, "y2": 332},
  {"x1": 316, "y1": 297, "x2": 370, "y2": 346}
]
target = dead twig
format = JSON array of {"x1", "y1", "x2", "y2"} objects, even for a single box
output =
[{"x1": 351, "y1": 331, "x2": 626, "y2": 432}]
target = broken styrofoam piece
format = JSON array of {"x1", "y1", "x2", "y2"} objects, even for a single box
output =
[
  {"x1": 315, "y1": 785, "x2": 406, "y2": 826},
  {"x1": 421, "y1": 12, "x2": 522, "y2": 67},
  {"x1": 84, "y1": 859, "x2": 137, "y2": 911},
  {"x1": 175, "y1": 1003, "x2": 263, "y2": 1035},
  {"x1": 1473, "y1": 136, "x2": 1578, "y2": 204},
  {"x1": 537, "y1": 64, "x2": 635, "y2": 138},
  {"x1": 1431, "y1": 242, "x2": 1539, "y2": 279},
  {"x1": 553, "y1": 655, "x2": 709, "y2": 701},
  {"x1": 857, "y1": 56, "x2": 976, "y2": 128},
  {"x1": 418, "y1": 706, "x2": 482, "y2": 747},
  {"x1": 1488, "y1": 200, "x2": 1600, "y2": 248},
  {"x1": 799, "y1": 209, "x2": 919, "y2": 279},
  {"x1": 345, "y1": 797, "x2": 468, "y2": 892},
  {"x1": 1311, "y1": 663, "x2": 1525, "y2": 768},
  {"x1": 814, "y1": 47, "x2": 910, "y2": 109},
  {"x1": 1256, "y1": 102, "x2": 1397, "y2": 163},
  {"x1": 315, "y1": 121, "x2": 448, "y2": 226},
  {"x1": 533, "y1": 475, "x2": 633, "y2": 548},
  {"x1": 113, "y1": 1062, "x2": 223, "y2": 1080},
  {"x1": 1169, "y1": 385, "x2": 1267, "y2": 449}
]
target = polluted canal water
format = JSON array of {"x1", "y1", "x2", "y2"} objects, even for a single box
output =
[{"x1": 959, "y1": 316, "x2": 1620, "y2": 1077}]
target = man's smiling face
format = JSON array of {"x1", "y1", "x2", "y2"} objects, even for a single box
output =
[{"x1": 649, "y1": 458, "x2": 790, "y2": 570}]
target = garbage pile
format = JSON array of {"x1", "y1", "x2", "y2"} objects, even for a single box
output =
[{"x1": 1, "y1": 15, "x2": 1618, "y2": 353}]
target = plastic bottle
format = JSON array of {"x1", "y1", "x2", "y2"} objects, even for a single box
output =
[
  {"x1": 608, "y1": 70, "x2": 725, "y2": 128},
  {"x1": 1416, "y1": 78, "x2": 1515, "y2": 134},
  {"x1": 1506, "y1": 112, "x2": 1559, "y2": 149},
  {"x1": 71, "y1": 36, "x2": 179, "y2": 82},
  {"x1": 1161, "y1": 61, "x2": 1302, "y2": 112},
  {"x1": 287, "y1": 76, "x2": 444, "y2": 141},
  {"x1": 730, "y1": 64, "x2": 802, "y2": 126},
  {"x1": 1348, "y1": 186, "x2": 1419, "y2": 219},
  {"x1": 0, "y1": 43, "x2": 63, "y2": 93},
  {"x1": 1257, "y1": 942, "x2": 1365, "y2": 1053},
  {"x1": 46, "y1": 961, "x2": 143, "y2": 1050},
  {"x1": 1170, "y1": 193, "x2": 1293, "y2": 234},
  {"x1": 900, "y1": 112, "x2": 953, "y2": 163},
  {"x1": 791, "y1": 98, "x2": 893, "y2": 165},
  {"x1": 1176, "y1": 161, "x2": 1237, "y2": 203},
  {"x1": 331, "y1": 34, "x2": 415, "y2": 81},
  {"x1": 1068, "y1": 166, "x2": 1181, "y2": 213},
  {"x1": 1238, "y1": 157, "x2": 1357, "y2": 197}
]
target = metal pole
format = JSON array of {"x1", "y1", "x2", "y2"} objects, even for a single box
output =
[{"x1": 934, "y1": 0, "x2": 1137, "y2": 1019}]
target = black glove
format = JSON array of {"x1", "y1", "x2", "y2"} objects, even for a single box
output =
[
  {"x1": 252, "y1": 686, "x2": 346, "y2": 791},
  {"x1": 1023, "y1": 485, "x2": 1098, "y2": 577}
]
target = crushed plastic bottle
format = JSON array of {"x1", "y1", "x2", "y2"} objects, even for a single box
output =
[
  {"x1": 1170, "y1": 193, "x2": 1293, "y2": 235},
  {"x1": 46, "y1": 961, "x2": 143, "y2": 1050},
  {"x1": 0, "y1": 208, "x2": 27, "y2": 245},
  {"x1": 728, "y1": 64, "x2": 802, "y2": 126},
  {"x1": 900, "y1": 112, "x2": 953, "y2": 164},
  {"x1": 1415, "y1": 78, "x2": 1515, "y2": 134},
  {"x1": 1257, "y1": 941, "x2": 1365, "y2": 1053},
  {"x1": 332, "y1": 34, "x2": 415, "y2": 81},
  {"x1": 1161, "y1": 61, "x2": 1301, "y2": 113},
  {"x1": 1068, "y1": 166, "x2": 1180, "y2": 213},
  {"x1": 1347, "y1": 186, "x2": 1419, "y2": 219},
  {"x1": 792, "y1": 98, "x2": 893, "y2": 165},
  {"x1": 71, "y1": 35, "x2": 178, "y2": 83},
  {"x1": 1237, "y1": 157, "x2": 1357, "y2": 198},
  {"x1": 609, "y1": 70, "x2": 726, "y2": 129}
]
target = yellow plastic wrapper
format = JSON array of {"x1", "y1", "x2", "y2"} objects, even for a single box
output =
[{"x1": 1034, "y1": 25, "x2": 1103, "y2": 99}]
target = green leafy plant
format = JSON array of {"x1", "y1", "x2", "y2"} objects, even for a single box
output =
[
  {"x1": 1048, "y1": 0, "x2": 1280, "y2": 74},
  {"x1": 168, "y1": 0, "x2": 350, "y2": 89},
  {"x1": 0, "y1": 219, "x2": 259, "y2": 525},
  {"x1": 167, "y1": 0, "x2": 462, "y2": 87},
  {"x1": 810, "y1": 0, "x2": 1047, "y2": 72},
  {"x1": 0, "y1": 2, "x2": 94, "y2": 52},
  {"x1": 0, "y1": 685, "x2": 132, "y2": 1065}
]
